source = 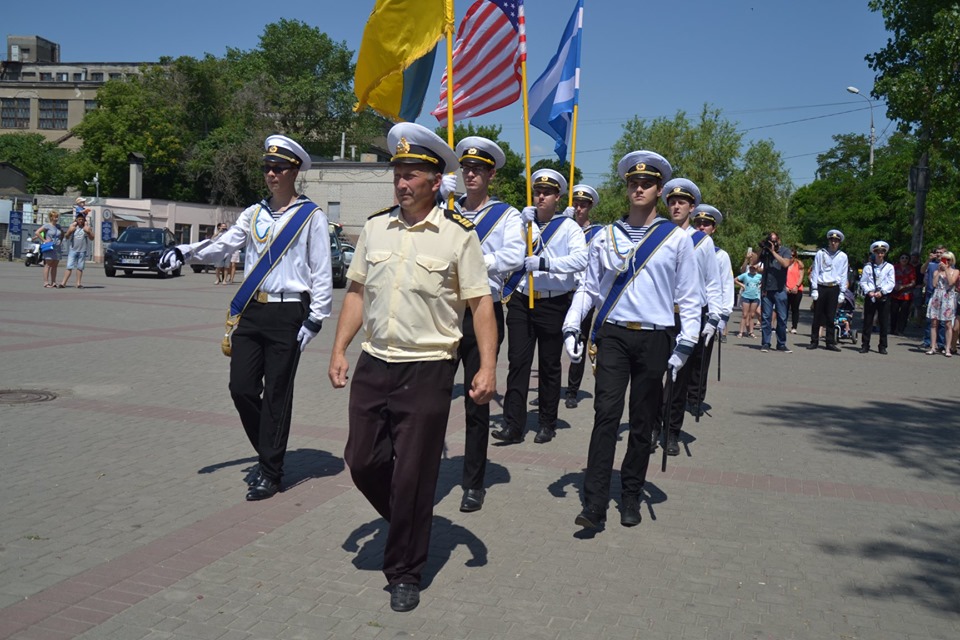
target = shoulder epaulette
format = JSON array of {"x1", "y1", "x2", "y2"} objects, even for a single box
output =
[
  {"x1": 445, "y1": 209, "x2": 475, "y2": 231},
  {"x1": 368, "y1": 206, "x2": 396, "y2": 220}
]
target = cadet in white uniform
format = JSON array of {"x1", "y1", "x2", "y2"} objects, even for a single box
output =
[
  {"x1": 686, "y1": 204, "x2": 734, "y2": 415},
  {"x1": 564, "y1": 184, "x2": 602, "y2": 409},
  {"x1": 859, "y1": 240, "x2": 895, "y2": 354},
  {"x1": 807, "y1": 229, "x2": 849, "y2": 352},
  {"x1": 447, "y1": 136, "x2": 525, "y2": 513},
  {"x1": 564, "y1": 151, "x2": 700, "y2": 529},
  {"x1": 160, "y1": 135, "x2": 332, "y2": 501},
  {"x1": 658, "y1": 178, "x2": 722, "y2": 456},
  {"x1": 493, "y1": 169, "x2": 588, "y2": 445}
]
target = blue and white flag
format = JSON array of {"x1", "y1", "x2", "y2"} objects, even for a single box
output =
[{"x1": 528, "y1": 0, "x2": 582, "y2": 161}]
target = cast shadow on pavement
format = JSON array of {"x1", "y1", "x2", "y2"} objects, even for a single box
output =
[
  {"x1": 817, "y1": 520, "x2": 960, "y2": 615},
  {"x1": 196, "y1": 448, "x2": 344, "y2": 489},
  {"x1": 770, "y1": 398, "x2": 960, "y2": 485},
  {"x1": 342, "y1": 516, "x2": 488, "y2": 590}
]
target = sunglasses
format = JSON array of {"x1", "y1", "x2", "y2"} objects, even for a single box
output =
[{"x1": 262, "y1": 165, "x2": 292, "y2": 174}]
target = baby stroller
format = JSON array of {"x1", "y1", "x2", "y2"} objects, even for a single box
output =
[{"x1": 834, "y1": 289, "x2": 858, "y2": 344}]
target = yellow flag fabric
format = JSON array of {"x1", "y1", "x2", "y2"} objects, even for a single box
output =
[{"x1": 354, "y1": 0, "x2": 455, "y2": 121}]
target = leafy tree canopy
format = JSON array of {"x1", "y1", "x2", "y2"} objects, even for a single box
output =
[{"x1": 0, "y1": 133, "x2": 72, "y2": 194}]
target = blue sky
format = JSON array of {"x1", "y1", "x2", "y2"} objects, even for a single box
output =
[{"x1": 5, "y1": 0, "x2": 893, "y2": 188}]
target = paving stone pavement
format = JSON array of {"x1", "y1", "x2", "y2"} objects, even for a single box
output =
[{"x1": 0, "y1": 261, "x2": 958, "y2": 640}]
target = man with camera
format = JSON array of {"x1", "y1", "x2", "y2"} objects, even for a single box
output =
[{"x1": 756, "y1": 232, "x2": 794, "y2": 353}]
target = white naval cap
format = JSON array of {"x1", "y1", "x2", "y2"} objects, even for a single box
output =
[
  {"x1": 388, "y1": 122, "x2": 458, "y2": 173},
  {"x1": 661, "y1": 178, "x2": 702, "y2": 206},
  {"x1": 827, "y1": 229, "x2": 845, "y2": 242},
  {"x1": 571, "y1": 184, "x2": 599, "y2": 205},
  {"x1": 617, "y1": 150, "x2": 672, "y2": 184},
  {"x1": 692, "y1": 204, "x2": 723, "y2": 226},
  {"x1": 531, "y1": 168, "x2": 568, "y2": 196},
  {"x1": 263, "y1": 134, "x2": 311, "y2": 172},
  {"x1": 455, "y1": 136, "x2": 506, "y2": 169},
  {"x1": 870, "y1": 240, "x2": 890, "y2": 253}
]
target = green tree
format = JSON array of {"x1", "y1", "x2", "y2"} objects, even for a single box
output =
[
  {"x1": 0, "y1": 133, "x2": 72, "y2": 194},
  {"x1": 435, "y1": 122, "x2": 527, "y2": 207}
]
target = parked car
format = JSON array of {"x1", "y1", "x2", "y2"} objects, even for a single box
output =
[
  {"x1": 104, "y1": 227, "x2": 181, "y2": 278},
  {"x1": 330, "y1": 232, "x2": 347, "y2": 288},
  {"x1": 341, "y1": 241, "x2": 355, "y2": 268}
]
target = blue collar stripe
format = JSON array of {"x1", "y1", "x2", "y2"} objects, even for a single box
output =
[{"x1": 473, "y1": 202, "x2": 512, "y2": 244}]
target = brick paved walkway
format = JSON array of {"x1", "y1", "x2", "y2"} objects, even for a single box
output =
[{"x1": 1, "y1": 262, "x2": 957, "y2": 639}]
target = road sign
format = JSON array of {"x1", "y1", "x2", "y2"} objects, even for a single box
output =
[
  {"x1": 9, "y1": 210, "x2": 22, "y2": 236},
  {"x1": 101, "y1": 220, "x2": 113, "y2": 242}
]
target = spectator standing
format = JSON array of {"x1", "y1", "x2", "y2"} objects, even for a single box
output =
[
  {"x1": 735, "y1": 264, "x2": 762, "y2": 337},
  {"x1": 786, "y1": 249, "x2": 804, "y2": 334},
  {"x1": 926, "y1": 251, "x2": 958, "y2": 355},
  {"x1": 756, "y1": 231, "x2": 793, "y2": 352},
  {"x1": 33, "y1": 211, "x2": 64, "y2": 288},
  {"x1": 59, "y1": 213, "x2": 95, "y2": 288},
  {"x1": 890, "y1": 253, "x2": 916, "y2": 335},
  {"x1": 922, "y1": 245, "x2": 947, "y2": 349}
]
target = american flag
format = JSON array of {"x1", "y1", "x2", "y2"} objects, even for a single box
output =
[{"x1": 431, "y1": 0, "x2": 525, "y2": 122}]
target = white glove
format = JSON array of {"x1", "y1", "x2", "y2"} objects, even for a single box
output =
[
  {"x1": 564, "y1": 331, "x2": 583, "y2": 363},
  {"x1": 717, "y1": 319, "x2": 727, "y2": 334},
  {"x1": 701, "y1": 316, "x2": 719, "y2": 344},
  {"x1": 159, "y1": 245, "x2": 188, "y2": 273},
  {"x1": 562, "y1": 206, "x2": 575, "y2": 219},
  {"x1": 483, "y1": 253, "x2": 496, "y2": 270},
  {"x1": 524, "y1": 255, "x2": 548, "y2": 273},
  {"x1": 521, "y1": 205, "x2": 537, "y2": 225},
  {"x1": 838, "y1": 289, "x2": 844, "y2": 303},
  {"x1": 297, "y1": 325, "x2": 318, "y2": 352},
  {"x1": 667, "y1": 353, "x2": 687, "y2": 381},
  {"x1": 811, "y1": 290, "x2": 819, "y2": 301},
  {"x1": 439, "y1": 173, "x2": 458, "y2": 200}
]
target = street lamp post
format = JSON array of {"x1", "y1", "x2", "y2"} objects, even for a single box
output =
[{"x1": 846, "y1": 86, "x2": 875, "y2": 175}]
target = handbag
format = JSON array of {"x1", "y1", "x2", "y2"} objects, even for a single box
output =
[{"x1": 40, "y1": 241, "x2": 56, "y2": 252}]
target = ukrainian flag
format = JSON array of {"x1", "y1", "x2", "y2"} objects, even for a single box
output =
[{"x1": 354, "y1": 0, "x2": 455, "y2": 122}]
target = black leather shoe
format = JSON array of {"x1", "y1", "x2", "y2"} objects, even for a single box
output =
[
  {"x1": 491, "y1": 427, "x2": 523, "y2": 444},
  {"x1": 459, "y1": 488, "x2": 485, "y2": 513},
  {"x1": 390, "y1": 583, "x2": 420, "y2": 612},
  {"x1": 243, "y1": 464, "x2": 261, "y2": 487},
  {"x1": 574, "y1": 507, "x2": 606, "y2": 529},
  {"x1": 650, "y1": 428, "x2": 660, "y2": 451},
  {"x1": 529, "y1": 397, "x2": 540, "y2": 407},
  {"x1": 879, "y1": 347, "x2": 888, "y2": 354},
  {"x1": 859, "y1": 345, "x2": 870, "y2": 353},
  {"x1": 533, "y1": 427, "x2": 555, "y2": 444},
  {"x1": 620, "y1": 496, "x2": 642, "y2": 527},
  {"x1": 245, "y1": 476, "x2": 280, "y2": 501},
  {"x1": 564, "y1": 396, "x2": 578, "y2": 409},
  {"x1": 806, "y1": 343, "x2": 819, "y2": 350},
  {"x1": 666, "y1": 434, "x2": 680, "y2": 456},
  {"x1": 825, "y1": 344, "x2": 841, "y2": 352}
]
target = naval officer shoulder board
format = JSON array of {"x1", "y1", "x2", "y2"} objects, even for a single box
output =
[
  {"x1": 501, "y1": 215, "x2": 570, "y2": 299},
  {"x1": 590, "y1": 219, "x2": 678, "y2": 343}
]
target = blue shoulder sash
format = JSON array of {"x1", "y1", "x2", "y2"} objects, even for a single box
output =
[
  {"x1": 473, "y1": 201, "x2": 512, "y2": 244},
  {"x1": 502, "y1": 216, "x2": 568, "y2": 299}
]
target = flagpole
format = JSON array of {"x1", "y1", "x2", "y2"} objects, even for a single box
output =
[
  {"x1": 567, "y1": 103, "x2": 579, "y2": 207},
  {"x1": 521, "y1": 59, "x2": 535, "y2": 308},
  {"x1": 445, "y1": 3, "x2": 456, "y2": 210},
  {"x1": 567, "y1": 0, "x2": 583, "y2": 207}
]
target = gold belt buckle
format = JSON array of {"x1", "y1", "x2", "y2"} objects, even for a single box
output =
[
  {"x1": 625, "y1": 321, "x2": 642, "y2": 330},
  {"x1": 256, "y1": 291, "x2": 269, "y2": 304},
  {"x1": 673, "y1": 304, "x2": 680, "y2": 314}
]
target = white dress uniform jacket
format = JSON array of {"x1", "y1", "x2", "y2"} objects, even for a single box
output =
[
  {"x1": 715, "y1": 247, "x2": 735, "y2": 322},
  {"x1": 859, "y1": 260, "x2": 895, "y2": 297},
  {"x1": 188, "y1": 196, "x2": 333, "y2": 323},
  {"x1": 564, "y1": 219, "x2": 701, "y2": 345},
  {"x1": 810, "y1": 249, "x2": 850, "y2": 295},
  {"x1": 686, "y1": 226, "x2": 723, "y2": 321},
  {"x1": 455, "y1": 196, "x2": 525, "y2": 301},
  {"x1": 518, "y1": 215, "x2": 588, "y2": 294}
]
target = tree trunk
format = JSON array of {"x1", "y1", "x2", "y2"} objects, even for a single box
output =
[{"x1": 911, "y1": 148, "x2": 929, "y2": 255}]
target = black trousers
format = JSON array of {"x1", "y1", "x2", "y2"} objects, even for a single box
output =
[
  {"x1": 566, "y1": 308, "x2": 596, "y2": 397},
  {"x1": 582, "y1": 324, "x2": 671, "y2": 510},
  {"x1": 663, "y1": 309, "x2": 706, "y2": 436},
  {"x1": 457, "y1": 302, "x2": 505, "y2": 490},
  {"x1": 862, "y1": 296, "x2": 889, "y2": 349},
  {"x1": 504, "y1": 292, "x2": 572, "y2": 434},
  {"x1": 810, "y1": 284, "x2": 840, "y2": 346},
  {"x1": 344, "y1": 352, "x2": 456, "y2": 586},
  {"x1": 686, "y1": 329, "x2": 715, "y2": 408},
  {"x1": 229, "y1": 299, "x2": 307, "y2": 483},
  {"x1": 889, "y1": 297, "x2": 911, "y2": 334},
  {"x1": 786, "y1": 290, "x2": 803, "y2": 330}
]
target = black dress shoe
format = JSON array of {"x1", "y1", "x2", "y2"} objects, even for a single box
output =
[
  {"x1": 859, "y1": 345, "x2": 870, "y2": 353},
  {"x1": 574, "y1": 507, "x2": 606, "y2": 529},
  {"x1": 666, "y1": 434, "x2": 680, "y2": 456},
  {"x1": 650, "y1": 428, "x2": 660, "y2": 451},
  {"x1": 245, "y1": 477, "x2": 280, "y2": 501},
  {"x1": 620, "y1": 496, "x2": 642, "y2": 527},
  {"x1": 533, "y1": 427, "x2": 555, "y2": 443},
  {"x1": 879, "y1": 347, "x2": 888, "y2": 354},
  {"x1": 529, "y1": 397, "x2": 540, "y2": 407},
  {"x1": 825, "y1": 344, "x2": 841, "y2": 352},
  {"x1": 564, "y1": 396, "x2": 578, "y2": 409},
  {"x1": 390, "y1": 583, "x2": 420, "y2": 612},
  {"x1": 459, "y1": 488, "x2": 485, "y2": 513},
  {"x1": 806, "y1": 343, "x2": 819, "y2": 350},
  {"x1": 243, "y1": 464, "x2": 262, "y2": 487},
  {"x1": 491, "y1": 427, "x2": 523, "y2": 444}
]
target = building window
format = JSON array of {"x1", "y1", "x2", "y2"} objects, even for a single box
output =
[
  {"x1": 38, "y1": 99, "x2": 68, "y2": 130},
  {"x1": 73, "y1": 72, "x2": 84, "y2": 81},
  {"x1": 91, "y1": 72, "x2": 104, "y2": 81},
  {"x1": 40, "y1": 72, "x2": 53, "y2": 81},
  {"x1": 327, "y1": 202, "x2": 341, "y2": 222},
  {"x1": 57, "y1": 72, "x2": 69, "y2": 81},
  {"x1": 1, "y1": 98, "x2": 30, "y2": 129},
  {"x1": 109, "y1": 73, "x2": 122, "y2": 80},
  {"x1": 84, "y1": 100, "x2": 97, "y2": 114},
  {"x1": 21, "y1": 71, "x2": 36, "y2": 79},
  {"x1": 174, "y1": 224, "x2": 192, "y2": 244}
]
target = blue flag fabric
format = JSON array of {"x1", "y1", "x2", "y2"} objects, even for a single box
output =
[{"x1": 528, "y1": 0, "x2": 582, "y2": 160}]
